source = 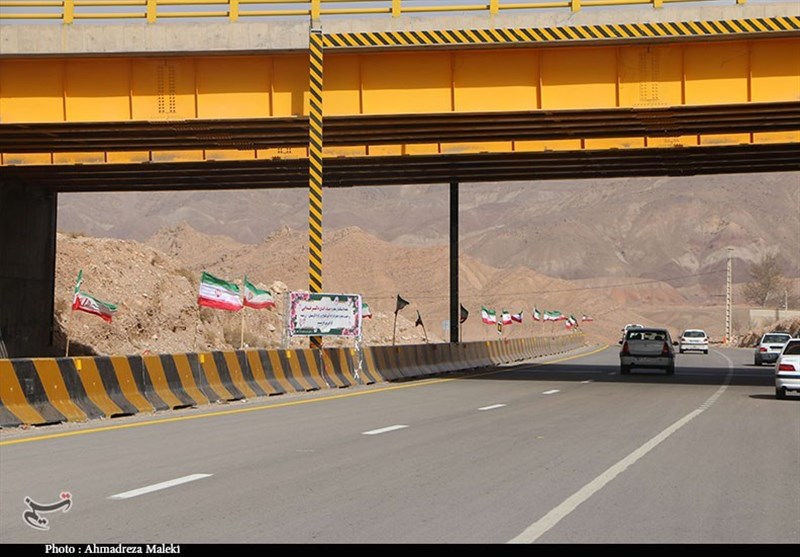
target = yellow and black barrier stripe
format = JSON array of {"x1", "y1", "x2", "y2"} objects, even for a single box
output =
[
  {"x1": 198, "y1": 352, "x2": 246, "y2": 402},
  {"x1": 1, "y1": 359, "x2": 52, "y2": 426},
  {"x1": 141, "y1": 354, "x2": 199, "y2": 410},
  {"x1": 308, "y1": 29, "x2": 324, "y2": 351},
  {"x1": 1, "y1": 336, "x2": 589, "y2": 427},
  {"x1": 319, "y1": 347, "x2": 354, "y2": 387},
  {"x1": 324, "y1": 16, "x2": 800, "y2": 49},
  {"x1": 357, "y1": 347, "x2": 383, "y2": 385},
  {"x1": 244, "y1": 350, "x2": 288, "y2": 396}
]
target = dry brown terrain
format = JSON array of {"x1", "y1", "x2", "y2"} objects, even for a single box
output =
[{"x1": 53, "y1": 172, "x2": 800, "y2": 356}]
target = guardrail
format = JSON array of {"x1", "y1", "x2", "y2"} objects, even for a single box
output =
[
  {"x1": 0, "y1": 0, "x2": 750, "y2": 24},
  {"x1": 0, "y1": 334, "x2": 586, "y2": 427}
]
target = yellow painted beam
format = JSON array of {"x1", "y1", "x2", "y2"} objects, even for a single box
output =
[{"x1": 1, "y1": 37, "x2": 798, "y2": 164}]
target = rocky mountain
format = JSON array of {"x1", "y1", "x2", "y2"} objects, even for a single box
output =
[{"x1": 52, "y1": 171, "x2": 800, "y2": 356}]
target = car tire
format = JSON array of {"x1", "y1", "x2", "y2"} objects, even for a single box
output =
[
  {"x1": 703, "y1": 349, "x2": 708, "y2": 354},
  {"x1": 755, "y1": 356, "x2": 761, "y2": 366},
  {"x1": 679, "y1": 348, "x2": 684, "y2": 354},
  {"x1": 666, "y1": 364, "x2": 675, "y2": 376},
  {"x1": 620, "y1": 365, "x2": 631, "y2": 375},
  {"x1": 776, "y1": 386, "x2": 787, "y2": 400}
]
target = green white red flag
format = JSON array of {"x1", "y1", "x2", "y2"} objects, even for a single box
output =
[
  {"x1": 481, "y1": 306, "x2": 497, "y2": 325},
  {"x1": 533, "y1": 307, "x2": 541, "y2": 321},
  {"x1": 544, "y1": 310, "x2": 564, "y2": 321},
  {"x1": 243, "y1": 276, "x2": 275, "y2": 309},
  {"x1": 511, "y1": 310, "x2": 523, "y2": 323},
  {"x1": 71, "y1": 271, "x2": 117, "y2": 322},
  {"x1": 198, "y1": 271, "x2": 243, "y2": 312},
  {"x1": 501, "y1": 310, "x2": 513, "y2": 325},
  {"x1": 362, "y1": 302, "x2": 372, "y2": 319},
  {"x1": 566, "y1": 315, "x2": 579, "y2": 329}
]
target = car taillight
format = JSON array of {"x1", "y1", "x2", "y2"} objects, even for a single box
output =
[
  {"x1": 778, "y1": 363, "x2": 796, "y2": 372},
  {"x1": 621, "y1": 341, "x2": 629, "y2": 355},
  {"x1": 662, "y1": 342, "x2": 670, "y2": 355},
  {"x1": 759, "y1": 347, "x2": 768, "y2": 353}
]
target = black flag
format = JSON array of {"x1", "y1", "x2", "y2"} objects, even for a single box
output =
[
  {"x1": 395, "y1": 295, "x2": 409, "y2": 313},
  {"x1": 460, "y1": 304, "x2": 469, "y2": 323},
  {"x1": 415, "y1": 310, "x2": 424, "y2": 328}
]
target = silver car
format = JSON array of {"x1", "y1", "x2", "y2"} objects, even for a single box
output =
[
  {"x1": 775, "y1": 338, "x2": 800, "y2": 399},
  {"x1": 754, "y1": 332, "x2": 792, "y2": 366}
]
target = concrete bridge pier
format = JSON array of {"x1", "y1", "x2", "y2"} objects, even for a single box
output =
[{"x1": 0, "y1": 183, "x2": 57, "y2": 358}]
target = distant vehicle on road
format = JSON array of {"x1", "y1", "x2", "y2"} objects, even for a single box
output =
[
  {"x1": 619, "y1": 327, "x2": 676, "y2": 376},
  {"x1": 620, "y1": 323, "x2": 645, "y2": 342},
  {"x1": 754, "y1": 332, "x2": 792, "y2": 366},
  {"x1": 679, "y1": 329, "x2": 709, "y2": 354},
  {"x1": 775, "y1": 338, "x2": 800, "y2": 399}
]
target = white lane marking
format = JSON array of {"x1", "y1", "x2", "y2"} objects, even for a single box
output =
[
  {"x1": 508, "y1": 354, "x2": 734, "y2": 544},
  {"x1": 479, "y1": 404, "x2": 506, "y2": 411},
  {"x1": 362, "y1": 425, "x2": 408, "y2": 435},
  {"x1": 542, "y1": 389, "x2": 560, "y2": 395},
  {"x1": 109, "y1": 474, "x2": 212, "y2": 500}
]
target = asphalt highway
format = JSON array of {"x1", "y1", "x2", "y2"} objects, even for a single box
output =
[{"x1": 1, "y1": 345, "x2": 798, "y2": 544}]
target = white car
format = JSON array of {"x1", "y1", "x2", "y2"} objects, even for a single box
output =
[
  {"x1": 775, "y1": 338, "x2": 800, "y2": 399},
  {"x1": 754, "y1": 332, "x2": 792, "y2": 366},
  {"x1": 679, "y1": 329, "x2": 708, "y2": 354}
]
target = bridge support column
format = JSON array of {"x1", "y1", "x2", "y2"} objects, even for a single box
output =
[
  {"x1": 0, "y1": 183, "x2": 57, "y2": 358},
  {"x1": 450, "y1": 180, "x2": 459, "y2": 344},
  {"x1": 308, "y1": 29, "x2": 324, "y2": 350}
]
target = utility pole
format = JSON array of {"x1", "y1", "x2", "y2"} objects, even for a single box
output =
[{"x1": 726, "y1": 247, "x2": 733, "y2": 346}]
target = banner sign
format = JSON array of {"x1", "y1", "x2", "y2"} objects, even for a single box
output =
[{"x1": 288, "y1": 292, "x2": 362, "y2": 337}]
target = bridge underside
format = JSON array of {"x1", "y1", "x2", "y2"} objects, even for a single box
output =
[{"x1": 4, "y1": 142, "x2": 800, "y2": 192}]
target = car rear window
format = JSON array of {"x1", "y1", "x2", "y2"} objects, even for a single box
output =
[
  {"x1": 764, "y1": 334, "x2": 791, "y2": 343},
  {"x1": 683, "y1": 331, "x2": 706, "y2": 338},
  {"x1": 628, "y1": 330, "x2": 667, "y2": 341},
  {"x1": 783, "y1": 341, "x2": 800, "y2": 355}
]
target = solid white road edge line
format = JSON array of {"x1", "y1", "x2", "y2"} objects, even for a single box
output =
[
  {"x1": 508, "y1": 351, "x2": 735, "y2": 544},
  {"x1": 478, "y1": 404, "x2": 506, "y2": 411},
  {"x1": 362, "y1": 425, "x2": 409, "y2": 435},
  {"x1": 109, "y1": 474, "x2": 213, "y2": 500},
  {"x1": 542, "y1": 390, "x2": 560, "y2": 395}
]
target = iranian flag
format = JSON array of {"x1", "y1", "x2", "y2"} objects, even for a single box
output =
[
  {"x1": 362, "y1": 302, "x2": 372, "y2": 319},
  {"x1": 72, "y1": 290, "x2": 118, "y2": 322},
  {"x1": 511, "y1": 310, "x2": 523, "y2": 323},
  {"x1": 544, "y1": 310, "x2": 563, "y2": 321},
  {"x1": 198, "y1": 271, "x2": 243, "y2": 312},
  {"x1": 501, "y1": 310, "x2": 513, "y2": 325},
  {"x1": 533, "y1": 307, "x2": 542, "y2": 321},
  {"x1": 481, "y1": 306, "x2": 497, "y2": 325},
  {"x1": 566, "y1": 315, "x2": 579, "y2": 329},
  {"x1": 243, "y1": 277, "x2": 275, "y2": 309},
  {"x1": 581, "y1": 314, "x2": 594, "y2": 322}
]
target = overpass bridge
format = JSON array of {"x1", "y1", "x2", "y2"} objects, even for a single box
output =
[{"x1": 1, "y1": 1, "x2": 799, "y2": 357}]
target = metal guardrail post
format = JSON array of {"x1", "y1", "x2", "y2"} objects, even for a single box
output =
[
  {"x1": 312, "y1": 0, "x2": 321, "y2": 21},
  {"x1": 571, "y1": 0, "x2": 581, "y2": 13},
  {"x1": 392, "y1": 0, "x2": 401, "y2": 18},
  {"x1": 147, "y1": 0, "x2": 157, "y2": 23},
  {"x1": 230, "y1": 0, "x2": 239, "y2": 22},
  {"x1": 64, "y1": 0, "x2": 74, "y2": 23}
]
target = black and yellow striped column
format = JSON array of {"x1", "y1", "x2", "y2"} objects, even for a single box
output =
[{"x1": 308, "y1": 29, "x2": 324, "y2": 350}]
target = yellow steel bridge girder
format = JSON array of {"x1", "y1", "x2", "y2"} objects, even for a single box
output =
[{"x1": 1, "y1": 38, "x2": 799, "y2": 165}]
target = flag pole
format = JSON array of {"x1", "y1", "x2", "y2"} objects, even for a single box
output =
[
  {"x1": 392, "y1": 310, "x2": 399, "y2": 346},
  {"x1": 240, "y1": 308, "x2": 245, "y2": 350}
]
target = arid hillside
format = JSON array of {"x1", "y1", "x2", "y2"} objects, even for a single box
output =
[
  {"x1": 58, "y1": 172, "x2": 800, "y2": 307},
  {"x1": 55, "y1": 224, "x2": 699, "y2": 356},
  {"x1": 52, "y1": 171, "x2": 800, "y2": 356}
]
